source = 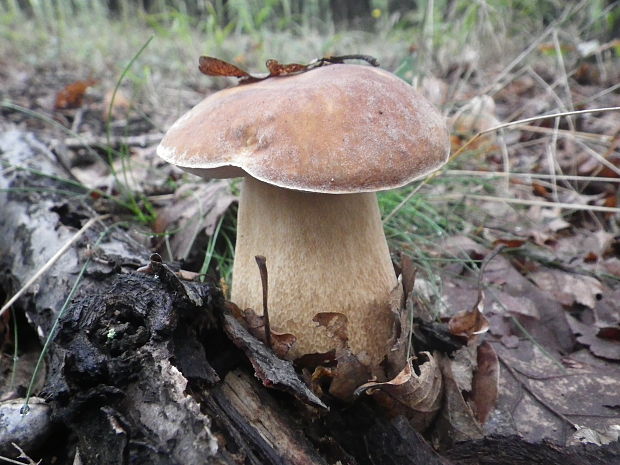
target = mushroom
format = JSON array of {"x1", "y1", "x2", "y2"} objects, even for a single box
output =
[{"x1": 157, "y1": 64, "x2": 449, "y2": 376}]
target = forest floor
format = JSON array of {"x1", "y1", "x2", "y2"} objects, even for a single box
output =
[{"x1": 1, "y1": 4, "x2": 620, "y2": 463}]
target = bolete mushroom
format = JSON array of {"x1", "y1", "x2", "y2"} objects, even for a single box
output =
[{"x1": 157, "y1": 63, "x2": 449, "y2": 376}]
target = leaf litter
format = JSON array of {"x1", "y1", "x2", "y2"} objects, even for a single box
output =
[{"x1": 3, "y1": 41, "x2": 620, "y2": 459}]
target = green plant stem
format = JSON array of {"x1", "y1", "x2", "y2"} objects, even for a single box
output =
[{"x1": 199, "y1": 213, "x2": 226, "y2": 281}]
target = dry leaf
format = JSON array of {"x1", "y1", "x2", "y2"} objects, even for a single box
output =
[
  {"x1": 355, "y1": 352, "x2": 443, "y2": 432},
  {"x1": 328, "y1": 349, "x2": 372, "y2": 401},
  {"x1": 198, "y1": 56, "x2": 251, "y2": 79},
  {"x1": 448, "y1": 298, "x2": 490, "y2": 339},
  {"x1": 433, "y1": 353, "x2": 483, "y2": 447},
  {"x1": 154, "y1": 181, "x2": 237, "y2": 262},
  {"x1": 198, "y1": 54, "x2": 379, "y2": 85},
  {"x1": 384, "y1": 281, "x2": 409, "y2": 378},
  {"x1": 54, "y1": 78, "x2": 97, "y2": 109},
  {"x1": 470, "y1": 341, "x2": 499, "y2": 424},
  {"x1": 568, "y1": 424, "x2": 620, "y2": 446},
  {"x1": 566, "y1": 314, "x2": 620, "y2": 360},
  {"x1": 241, "y1": 307, "x2": 297, "y2": 359},
  {"x1": 221, "y1": 311, "x2": 326, "y2": 409},
  {"x1": 529, "y1": 269, "x2": 603, "y2": 309},
  {"x1": 103, "y1": 88, "x2": 131, "y2": 120},
  {"x1": 450, "y1": 95, "x2": 501, "y2": 151},
  {"x1": 415, "y1": 75, "x2": 448, "y2": 106}
]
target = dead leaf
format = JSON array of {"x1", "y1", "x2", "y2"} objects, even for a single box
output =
[
  {"x1": 400, "y1": 254, "x2": 417, "y2": 302},
  {"x1": 198, "y1": 56, "x2": 251, "y2": 79},
  {"x1": 103, "y1": 88, "x2": 131, "y2": 120},
  {"x1": 566, "y1": 314, "x2": 620, "y2": 360},
  {"x1": 529, "y1": 269, "x2": 603, "y2": 309},
  {"x1": 198, "y1": 54, "x2": 379, "y2": 85},
  {"x1": 384, "y1": 281, "x2": 409, "y2": 378},
  {"x1": 221, "y1": 311, "x2": 326, "y2": 409},
  {"x1": 54, "y1": 78, "x2": 97, "y2": 109},
  {"x1": 470, "y1": 341, "x2": 499, "y2": 424},
  {"x1": 603, "y1": 258, "x2": 620, "y2": 277},
  {"x1": 450, "y1": 95, "x2": 501, "y2": 152},
  {"x1": 154, "y1": 181, "x2": 237, "y2": 262},
  {"x1": 327, "y1": 349, "x2": 372, "y2": 402},
  {"x1": 265, "y1": 59, "x2": 307, "y2": 75},
  {"x1": 433, "y1": 352, "x2": 484, "y2": 447},
  {"x1": 355, "y1": 352, "x2": 443, "y2": 432},
  {"x1": 241, "y1": 307, "x2": 297, "y2": 359},
  {"x1": 416, "y1": 75, "x2": 448, "y2": 106},
  {"x1": 493, "y1": 343, "x2": 620, "y2": 444},
  {"x1": 448, "y1": 297, "x2": 489, "y2": 339},
  {"x1": 568, "y1": 424, "x2": 620, "y2": 446}
]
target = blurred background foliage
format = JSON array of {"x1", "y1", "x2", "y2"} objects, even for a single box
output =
[{"x1": 1, "y1": 0, "x2": 617, "y2": 82}]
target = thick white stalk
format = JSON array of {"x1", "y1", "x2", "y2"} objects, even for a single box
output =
[{"x1": 231, "y1": 176, "x2": 398, "y2": 367}]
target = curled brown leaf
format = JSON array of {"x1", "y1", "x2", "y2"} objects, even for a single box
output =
[
  {"x1": 54, "y1": 78, "x2": 98, "y2": 110},
  {"x1": 448, "y1": 297, "x2": 489, "y2": 339},
  {"x1": 355, "y1": 352, "x2": 443, "y2": 431}
]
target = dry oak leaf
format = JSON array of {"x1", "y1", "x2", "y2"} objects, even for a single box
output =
[
  {"x1": 448, "y1": 297, "x2": 490, "y2": 340},
  {"x1": 355, "y1": 352, "x2": 443, "y2": 432},
  {"x1": 566, "y1": 314, "x2": 620, "y2": 361},
  {"x1": 529, "y1": 269, "x2": 603, "y2": 309},
  {"x1": 470, "y1": 341, "x2": 499, "y2": 425},
  {"x1": 54, "y1": 78, "x2": 97, "y2": 110}
]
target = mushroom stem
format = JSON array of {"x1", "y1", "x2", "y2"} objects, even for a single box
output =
[{"x1": 231, "y1": 176, "x2": 398, "y2": 367}]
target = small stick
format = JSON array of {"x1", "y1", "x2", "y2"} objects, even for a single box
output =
[
  {"x1": 0, "y1": 215, "x2": 107, "y2": 319},
  {"x1": 255, "y1": 255, "x2": 272, "y2": 349},
  {"x1": 475, "y1": 244, "x2": 506, "y2": 308}
]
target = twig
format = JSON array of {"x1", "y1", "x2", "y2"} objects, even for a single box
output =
[
  {"x1": 448, "y1": 194, "x2": 620, "y2": 213},
  {"x1": 444, "y1": 170, "x2": 620, "y2": 183},
  {"x1": 58, "y1": 132, "x2": 164, "y2": 149},
  {"x1": 0, "y1": 443, "x2": 41, "y2": 464},
  {"x1": 475, "y1": 245, "x2": 506, "y2": 308},
  {"x1": 0, "y1": 215, "x2": 107, "y2": 319},
  {"x1": 255, "y1": 255, "x2": 272, "y2": 349}
]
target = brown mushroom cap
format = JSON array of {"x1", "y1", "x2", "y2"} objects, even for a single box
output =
[{"x1": 157, "y1": 64, "x2": 449, "y2": 194}]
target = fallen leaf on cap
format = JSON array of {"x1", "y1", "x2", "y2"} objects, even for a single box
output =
[
  {"x1": 198, "y1": 54, "x2": 379, "y2": 85},
  {"x1": 199, "y1": 56, "x2": 251, "y2": 79},
  {"x1": 265, "y1": 59, "x2": 307, "y2": 75},
  {"x1": 54, "y1": 78, "x2": 97, "y2": 109},
  {"x1": 355, "y1": 352, "x2": 443, "y2": 432},
  {"x1": 469, "y1": 341, "x2": 499, "y2": 424}
]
